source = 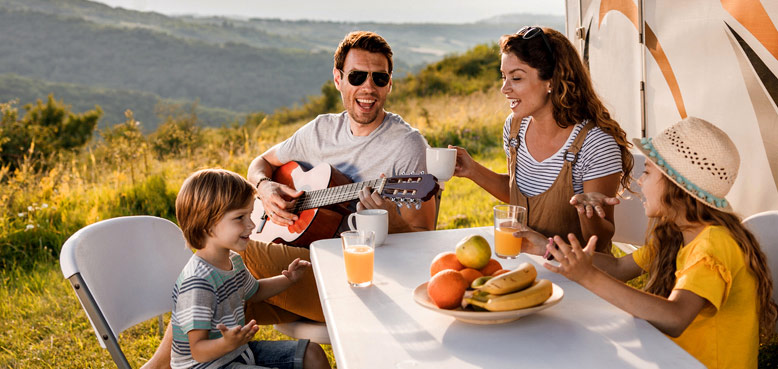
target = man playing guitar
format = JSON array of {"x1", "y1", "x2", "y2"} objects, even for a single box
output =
[
  {"x1": 243, "y1": 31, "x2": 435, "y2": 324},
  {"x1": 143, "y1": 30, "x2": 435, "y2": 369}
]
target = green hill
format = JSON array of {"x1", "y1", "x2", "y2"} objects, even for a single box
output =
[
  {"x1": 0, "y1": 74, "x2": 243, "y2": 132},
  {"x1": 0, "y1": 8, "x2": 333, "y2": 113}
]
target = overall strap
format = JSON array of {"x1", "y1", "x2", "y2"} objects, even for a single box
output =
[
  {"x1": 508, "y1": 116, "x2": 528, "y2": 214},
  {"x1": 564, "y1": 120, "x2": 595, "y2": 166}
]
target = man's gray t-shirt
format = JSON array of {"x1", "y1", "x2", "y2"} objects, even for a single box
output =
[
  {"x1": 275, "y1": 111, "x2": 429, "y2": 230},
  {"x1": 275, "y1": 111, "x2": 428, "y2": 182}
]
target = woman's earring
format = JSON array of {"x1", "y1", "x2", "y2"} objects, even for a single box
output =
[{"x1": 547, "y1": 89, "x2": 552, "y2": 94}]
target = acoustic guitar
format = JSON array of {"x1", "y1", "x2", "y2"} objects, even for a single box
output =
[{"x1": 250, "y1": 161, "x2": 439, "y2": 247}]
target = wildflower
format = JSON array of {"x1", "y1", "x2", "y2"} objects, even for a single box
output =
[
  {"x1": 25, "y1": 224, "x2": 34, "y2": 231},
  {"x1": 17, "y1": 212, "x2": 26, "y2": 217},
  {"x1": 42, "y1": 203, "x2": 49, "y2": 209},
  {"x1": 27, "y1": 206, "x2": 33, "y2": 211}
]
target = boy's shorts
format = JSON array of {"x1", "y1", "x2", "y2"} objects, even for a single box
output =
[{"x1": 222, "y1": 339, "x2": 309, "y2": 369}]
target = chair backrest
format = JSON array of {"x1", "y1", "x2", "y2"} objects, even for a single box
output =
[
  {"x1": 60, "y1": 216, "x2": 191, "y2": 349},
  {"x1": 612, "y1": 152, "x2": 649, "y2": 246},
  {"x1": 742, "y1": 211, "x2": 778, "y2": 306}
]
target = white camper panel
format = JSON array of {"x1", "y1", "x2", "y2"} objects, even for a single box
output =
[{"x1": 566, "y1": 0, "x2": 778, "y2": 217}]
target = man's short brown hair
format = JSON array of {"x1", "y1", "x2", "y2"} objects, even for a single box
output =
[
  {"x1": 175, "y1": 169, "x2": 256, "y2": 250},
  {"x1": 334, "y1": 31, "x2": 393, "y2": 73}
]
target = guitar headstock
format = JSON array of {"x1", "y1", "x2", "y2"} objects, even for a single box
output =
[{"x1": 380, "y1": 173, "x2": 439, "y2": 208}]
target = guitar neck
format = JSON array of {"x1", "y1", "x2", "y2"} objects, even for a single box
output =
[{"x1": 293, "y1": 178, "x2": 386, "y2": 212}]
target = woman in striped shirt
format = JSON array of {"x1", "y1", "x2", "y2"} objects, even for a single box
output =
[{"x1": 450, "y1": 26, "x2": 633, "y2": 254}]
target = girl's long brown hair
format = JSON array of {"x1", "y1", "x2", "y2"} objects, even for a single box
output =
[
  {"x1": 499, "y1": 27, "x2": 634, "y2": 192},
  {"x1": 644, "y1": 177, "x2": 777, "y2": 341}
]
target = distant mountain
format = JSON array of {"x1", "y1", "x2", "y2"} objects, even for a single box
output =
[
  {"x1": 0, "y1": 74, "x2": 243, "y2": 133},
  {"x1": 476, "y1": 13, "x2": 565, "y2": 27},
  {"x1": 0, "y1": 0, "x2": 563, "y2": 129}
]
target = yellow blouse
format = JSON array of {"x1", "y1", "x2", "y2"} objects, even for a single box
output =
[{"x1": 632, "y1": 226, "x2": 759, "y2": 369}]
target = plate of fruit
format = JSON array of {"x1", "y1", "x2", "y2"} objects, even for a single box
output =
[{"x1": 413, "y1": 234, "x2": 564, "y2": 324}]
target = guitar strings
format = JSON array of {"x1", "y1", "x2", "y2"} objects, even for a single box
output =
[{"x1": 290, "y1": 178, "x2": 384, "y2": 212}]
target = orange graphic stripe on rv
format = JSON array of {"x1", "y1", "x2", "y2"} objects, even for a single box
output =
[
  {"x1": 721, "y1": 0, "x2": 778, "y2": 61},
  {"x1": 598, "y1": 0, "x2": 638, "y2": 29},
  {"x1": 644, "y1": 25, "x2": 687, "y2": 119},
  {"x1": 599, "y1": 0, "x2": 688, "y2": 119}
]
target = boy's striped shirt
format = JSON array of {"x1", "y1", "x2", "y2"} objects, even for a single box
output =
[{"x1": 170, "y1": 252, "x2": 259, "y2": 369}]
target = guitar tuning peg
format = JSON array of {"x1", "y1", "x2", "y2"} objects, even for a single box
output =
[
  {"x1": 414, "y1": 201, "x2": 422, "y2": 210},
  {"x1": 420, "y1": 171, "x2": 425, "y2": 175}
]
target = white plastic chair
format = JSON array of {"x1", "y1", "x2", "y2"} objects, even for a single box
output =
[
  {"x1": 612, "y1": 152, "x2": 649, "y2": 253},
  {"x1": 60, "y1": 216, "x2": 191, "y2": 369},
  {"x1": 742, "y1": 211, "x2": 778, "y2": 317}
]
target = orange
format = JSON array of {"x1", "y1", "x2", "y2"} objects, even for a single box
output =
[
  {"x1": 430, "y1": 252, "x2": 464, "y2": 277},
  {"x1": 458, "y1": 268, "x2": 483, "y2": 286},
  {"x1": 478, "y1": 259, "x2": 502, "y2": 276},
  {"x1": 492, "y1": 269, "x2": 510, "y2": 276},
  {"x1": 427, "y1": 269, "x2": 468, "y2": 309}
]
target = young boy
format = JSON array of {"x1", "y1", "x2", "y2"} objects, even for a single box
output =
[{"x1": 171, "y1": 169, "x2": 330, "y2": 369}]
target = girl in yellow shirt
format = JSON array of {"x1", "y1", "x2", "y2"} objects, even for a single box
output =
[{"x1": 541, "y1": 117, "x2": 777, "y2": 368}]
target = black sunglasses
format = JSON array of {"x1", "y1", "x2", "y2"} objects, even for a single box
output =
[
  {"x1": 517, "y1": 26, "x2": 556, "y2": 65},
  {"x1": 339, "y1": 69, "x2": 391, "y2": 87}
]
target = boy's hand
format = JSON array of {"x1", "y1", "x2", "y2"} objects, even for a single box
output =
[
  {"x1": 216, "y1": 320, "x2": 259, "y2": 349},
  {"x1": 282, "y1": 257, "x2": 311, "y2": 283}
]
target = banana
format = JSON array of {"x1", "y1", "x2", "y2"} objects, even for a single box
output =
[
  {"x1": 478, "y1": 262, "x2": 537, "y2": 294},
  {"x1": 464, "y1": 297, "x2": 489, "y2": 310},
  {"x1": 472, "y1": 279, "x2": 553, "y2": 312},
  {"x1": 470, "y1": 276, "x2": 493, "y2": 289}
]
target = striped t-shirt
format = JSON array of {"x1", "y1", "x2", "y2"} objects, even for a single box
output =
[
  {"x1": 171, "y1": 252, "x2": 259, "y2": 369},
  {"x1": 502, "y1": 115, "x2": 622, "y2": 197}
]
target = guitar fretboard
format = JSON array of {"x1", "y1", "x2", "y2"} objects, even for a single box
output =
[{"x1": 291, "y1": 178, "x2": 385, "y2": 212}]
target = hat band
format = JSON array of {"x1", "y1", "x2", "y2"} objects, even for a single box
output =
[{"x1": 640, "y1": 138, "x2": 728, "y2": 209}]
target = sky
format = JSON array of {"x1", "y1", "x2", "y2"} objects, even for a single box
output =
[{"x1": 89, "y1": 0, "x2": 565, "y2": 24}]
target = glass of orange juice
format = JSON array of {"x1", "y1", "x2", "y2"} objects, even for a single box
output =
[
  {"x1": 341, "y1": 230, "x2": 375, "y2": 287},
  {"x1": 493, "y1": 204, "x2": 527, "y2": 259}
]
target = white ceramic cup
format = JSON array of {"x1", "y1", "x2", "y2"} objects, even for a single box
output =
[
  {"x1": 347, "y1": 209, "x2": 389, "y2": 246},
  {"x1": 426, "y1": 147, "x2": 457, "y2": 182}
]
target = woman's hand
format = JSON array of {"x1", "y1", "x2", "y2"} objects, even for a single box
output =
[
  {"x1": 282, "y1": 257, "x2": 311, "y2": 283},
  {"x1": 448, "y1": 145, "x2": 476, "y2": 179},
  {"x1": 543, "y1": 234, "x2": 598, "y2": 283},
  {"x1": 513, "y1": 225, "x2": 550, "y2": 256},
  {"x1": 570, "y1": 192, "x2": 620, "y2": 218}
]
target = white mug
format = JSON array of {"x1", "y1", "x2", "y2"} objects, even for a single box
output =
[
  {"x1": 347, "y1": 209, "x2": 388, "y2": 246},
  {"x1": 426, "y1": 147, "x2": 456, "y2": 182}
]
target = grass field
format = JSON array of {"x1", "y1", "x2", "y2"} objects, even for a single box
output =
[
  {"x1": 0, "y1": 154, "x2": 504, "y2": 368},
  {"x1": 2, "y1": 86, "x2": 777, "y2": 367}
]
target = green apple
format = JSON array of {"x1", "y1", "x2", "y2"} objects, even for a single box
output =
[{"x1": 455, "y1": 234, "x2": 492, "y2": 269}]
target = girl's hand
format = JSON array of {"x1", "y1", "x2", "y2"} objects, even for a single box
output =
[
  {"x1": 448, "y1": 145, "x2": 475, "y2": 178},
  {"x1": 570, "y1": 192, "x2": 620, "y2": 218},
  {"x1": 512, "y1": 225, "x2": 550, "y2": 256},
  {"x1": 543, "y1": 234, "x2": 598, "y2": 283},
  {"x1": 216, "y1": 320, "x2": 258, "y2": 349},
  {"x1": 282, "y1": 257, "x2": 311, "y2": 283}
]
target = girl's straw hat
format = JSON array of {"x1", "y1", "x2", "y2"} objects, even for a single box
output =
[{"x1": 633, "y1": 116, "x2": 740, "y2": 212}]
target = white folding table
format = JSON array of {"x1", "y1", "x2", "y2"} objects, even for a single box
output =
[{"x1": 310, "y1": 226, "x2": 703, "y2": 368}]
